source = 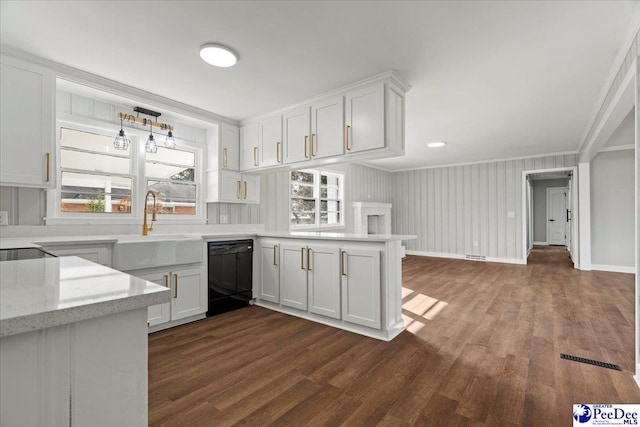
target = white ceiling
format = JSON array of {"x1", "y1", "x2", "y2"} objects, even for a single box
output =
[{"x1": 1, "y1": 1, "x2": 636, "y2": 170}]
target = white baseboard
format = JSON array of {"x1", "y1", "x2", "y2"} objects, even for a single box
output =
[
  {"x1": 405, "y1": 251, "x2": 525, "y2": 265},
  {"x1": 486, "y1": 256, "x2": 526, "y2": 265},
  {"x1": 405, "y1": 250, "x2": 464, "y2": 259},
  {"x1": 590, "y1": 264, "x2": 636, "y2": 274},
  {"x1": 533, "y1": 241, "x2": 548, "y2": 245}
]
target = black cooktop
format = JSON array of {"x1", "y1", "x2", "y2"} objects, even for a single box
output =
[{"x1": 0, "y1": 248, "x2": 57, "y2": 261}]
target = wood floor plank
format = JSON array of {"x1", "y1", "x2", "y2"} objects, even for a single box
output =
[{"x1": 148, "y1": 247, "x2": 639, "y2": 426}]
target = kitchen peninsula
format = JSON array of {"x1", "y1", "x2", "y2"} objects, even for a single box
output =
[{"x1": 0, "y1": 255, "x2": 170, "y2": 426}]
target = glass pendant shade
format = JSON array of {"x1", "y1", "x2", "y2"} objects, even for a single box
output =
[
  {"x1": 145, "y1": 134, "x2": 158, "y2": 154},
  {"x1": 164, "y1": 130, "x2": 176, "y2": 149},
  {"x1": 114, "y1": 117, "x2": 130, "y2": 150},
  {"x1": 114, "y1": 130, "x2": 130, "y2": 150}
]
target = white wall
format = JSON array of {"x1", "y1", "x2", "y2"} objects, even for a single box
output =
[
  {"x1": 392, "y1": 154, "x2": 577, "y2": 262},
  {"x1": 531, "y1": 178, "x2": 570, "y2": 243},
  {"x1": 591, "y1": 149, "x2": 635, "y2": 269}
]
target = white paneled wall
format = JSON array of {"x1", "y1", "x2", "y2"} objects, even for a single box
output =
[
  {"x1": 392, "y1": 154, "x2": 577, "y2": 261},
  {"x1": 344, "y1": 164, "x2": 393, "y2": 233}
]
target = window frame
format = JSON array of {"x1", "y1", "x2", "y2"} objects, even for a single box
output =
[
  {"x1": 289, "y1": 168, "x2": 344, "y2": 231},
  {"x1": 47, "y1": 116, "x2": 205, "y2": 224}
]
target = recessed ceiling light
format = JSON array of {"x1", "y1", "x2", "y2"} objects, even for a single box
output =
[
  {"x1": 199, "y1": 43, "x2": 238, "y2": 67},
  {"x1": 427, "y1": 141, "x2": 447, "y2": 148}
]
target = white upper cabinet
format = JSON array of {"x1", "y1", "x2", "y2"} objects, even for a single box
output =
[
  {"x1": 241, "y1": 174, "x2": 260, "y2": 203},
  {"x1": 221, "y1": 124, "x2": 240, "y2": 171},
  {"x1": 240, "y1": 122, "x2": 259, "y2": 171},
  {"x1": 259, "y1": 114, "x2": 283, "y2": 167},
  {"x1": 311, "y1": 94, "x2": 344, "y2": 159},
  {"x1": 0, "y1": 55, "x2": 55, "y2": 188},
  {"x1": 344, "y1": 83, "x2": 384, "y2": 154},
  {"x1": 283, "y1": 106, "x2": 311, "y2": 164},
  {"x1": 241, "y1": 71, "x2": 408, "y2": 171}
]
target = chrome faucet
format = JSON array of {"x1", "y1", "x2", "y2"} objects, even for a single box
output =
[{"x1": 142, "y1": 190, "x2": 158, "y2": 236}]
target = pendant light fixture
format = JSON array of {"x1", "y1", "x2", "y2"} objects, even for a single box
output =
[
  {"x1": 164, "y1": 130, "x2": 176, "y2": 149},
  {"x1": 117, "y1": 107, "x2": 175, "y2": 152},
  {"x1": 113, "y1": 116, "x2": 130, "y2": 150},
  {"x1": 145, "y1": 119, "x2": 158, "y2": 154}
]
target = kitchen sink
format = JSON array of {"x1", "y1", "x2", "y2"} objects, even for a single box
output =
[{"x1": 112, "y1": 235, "x2": 203, "y2": 271}]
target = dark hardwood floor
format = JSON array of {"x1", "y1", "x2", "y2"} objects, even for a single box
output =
[{"x1": 149, "y1": 246, "x2": 639, "y2": 426}]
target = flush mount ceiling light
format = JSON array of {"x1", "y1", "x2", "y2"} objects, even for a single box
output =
[
  {"x1": 199, "y1": 43, "x2": 238, "y2": 67},
  {"x1": 427, "y1": 141, "x2": 447, "y2": 148}
]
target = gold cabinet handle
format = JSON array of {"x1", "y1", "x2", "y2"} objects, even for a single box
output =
[
  {"x1": 173, "y1": 273, "x2": 178, "y2": 298},
  {"x1": 163, "y1": 274, "x2": 169, "y2": 287},
  {"x1": 304, "y1": 135, "x2": 309, "y2": 159},
  {"x1": 45, "y1": 152, "x2": 50, "y2": 182},
  {"x1": 311, "y1": 134, "x2": 316, "y2": 157},
  {"x1": 341, "y1": 251, "x2": 347, "y2": 276},
  {"x1": 223, "y1": 147, "x2": 228, "y2": 168},
  {"x1": 276, "y1": 142, "x2": 281, "y2": 163},
  {"x1": 345, "y1": 126, "x2": 351, "y2": 151},
  {"x1": 237, "y1": 181, "x2": 241, "y2": 199},
  {"x1": 300, "y1": 247, "x2": 305, "y2": 270},
  {"x1": 307, "y1": 248, "x2": 312, "y2": 271},
  {"x1": 273, "y1": 245, "x2": 278, "y2": 266},
  {"x1": 243, "y1": 181, "x2": 248, "y2": 199},
  {"x1": 253, "y1": 147, "x2": 258, "y2": 167}
]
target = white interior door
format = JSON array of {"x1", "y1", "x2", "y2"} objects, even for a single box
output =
[{"x1": 547, "y1": 187, "x2": 567, "y2": 246}]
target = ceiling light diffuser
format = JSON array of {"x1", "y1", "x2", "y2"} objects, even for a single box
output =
[
  {"x1": 199, "y1": 43, "x2": 237, "y2": 67},
  {"x1": 427, "y1": 141, "x2": 447, "y2": 148}
]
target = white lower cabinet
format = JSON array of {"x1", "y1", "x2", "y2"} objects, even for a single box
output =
[
  {"x1": 340, "y1": 248, "x2": 381, "y2": 329},
  {"x1": 257, "y1": 238, "x2": 383, "y2": 335},
  {"x1": 132, "y1": 266, "x2": 206, "y2": 328}
]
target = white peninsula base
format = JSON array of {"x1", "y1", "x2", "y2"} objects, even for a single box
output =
[{"x1": 1, "y1": 308, "x2": 148, "y2": 427}]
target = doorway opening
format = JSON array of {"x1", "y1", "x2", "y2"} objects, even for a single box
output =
[{"x1": 521, "y1": 167, "x2": 578, "y2": 267}]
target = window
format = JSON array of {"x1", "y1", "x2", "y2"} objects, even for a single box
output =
[
  {"x1": 145, "y1": 146, "x2": 197, "y2": 215},
  {"x1": 52, "y1": 119, "x2": 204, "y2": 223},
  {"x1": 290, "y1": 169, "x2": 343, "y2": 229},
  {"x1": 59, "y1": 127, "x2": 133, "y2": 214}
]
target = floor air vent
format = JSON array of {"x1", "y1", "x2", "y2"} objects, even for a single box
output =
[
  {"x1": 465, "y1": 254, "x2": 486, "y2": 261},
  {"x1": 560, "y1": 353, "x2": 622, "y2": 371}
]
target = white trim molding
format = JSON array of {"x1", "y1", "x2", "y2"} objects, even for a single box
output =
[
  {"x1": 590, "y1": 264, "x2": 636, "y2": 274},
  {"x1": 598, "y1": 144, "x2": 635, "y2": 153},
  {"x1": 405, "y1": 250, "x2": 525, "y2": 265}
]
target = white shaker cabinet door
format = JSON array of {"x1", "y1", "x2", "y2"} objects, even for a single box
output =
[
  {"x1": 259, "y1": 241, "x2": 280, "y2": 303},
  {"x1": 242, "y1": 174, "x2": 260, "y2": 204},
  {"x1": 259, "y1": 114, "x2": 283, "y2": 167},
  {"x1": 344, "y1": 83, "x2": 384, "y2": 154},
  {"x1": 221, "y1": 170, "x2": 242, "y2": 202},
  {"x1": 170, "y1": 267, "x2": 207, "y2": 321},
  {"x1": 340, "y1": 248, "x2": 381, "y2": 329},
  {"x1": 221, "y1": 123, "x2": 240, "y2": 171},
  {"x1": 308, "y1": 245, "x2": 341, "y2": 319},
  {"x1": 279, "y1": 244, "x2": 308, "y2": 311},
  {"x1": 0, "y1": 55, "x2": 55, "y2": 188},
  {"x1": 311, "y1": 94, "x2": 344, "y2": 159},
  {"x1": 136, "y1": 271, "x2": 171, "y2": 327},
  {"x1": 283, "y1": 106, "x2": 311, "y2": 164},
  {"x1": 240, "y1": 122, "x2": 259, "y2": 171}
]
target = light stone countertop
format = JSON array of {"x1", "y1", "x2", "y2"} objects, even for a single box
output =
[
  {"x1": 0, "y1": 256, "x2": 171, "y2": 337},
  {"x1": 1, "y1": 231, "x2": 416, "y2": 249}
]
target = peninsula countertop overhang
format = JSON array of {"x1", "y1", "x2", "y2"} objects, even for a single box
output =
[{"x1": 0, "y1": 256, "x2": 171, "y2": 337}]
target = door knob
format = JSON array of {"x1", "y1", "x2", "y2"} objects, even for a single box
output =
[{"x1": 549, "y1": 219, "x2": 555, "y2": 222}]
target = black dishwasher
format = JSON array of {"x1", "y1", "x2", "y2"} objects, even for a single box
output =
[{"x1": 207, "y1": 240, "x2": 253, "y2": 316}]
